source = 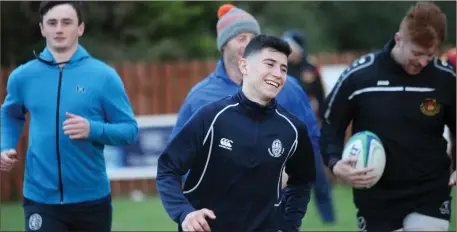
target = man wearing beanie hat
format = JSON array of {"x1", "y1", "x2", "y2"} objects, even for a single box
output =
[
  {"x1": 165, "y1": 4, "x2": 324, "y2": 230},
  {"x1": 216, "y1": 4, "x2": 261, "y2": 52}
]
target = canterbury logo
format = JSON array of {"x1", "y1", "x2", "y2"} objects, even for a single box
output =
[{"x1": 219, "y1": 138, "x2": 233, "y2": 151}]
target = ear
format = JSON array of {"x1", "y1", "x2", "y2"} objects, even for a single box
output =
[
  {"x1": 39, "y1": 22, "x2": 45, "y2": 38},
  {"x1": 394, "y1": 32, "x2": 401, "y2": 46},
  {"x1": 78, "y1": 22, "x2": 85, "y2": 37},
  {"x1": 239, "y1": 57, "x2": 248, "y2": 76}
]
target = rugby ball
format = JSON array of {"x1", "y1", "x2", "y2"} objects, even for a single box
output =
[{"x1": 342, "y1": 131, "x2": 386, "y2": 189}]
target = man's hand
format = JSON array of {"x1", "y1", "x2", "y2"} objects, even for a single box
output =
[
  {"x1": 0, "y1": 149, "x2": 18, "y2": 172},
  {"x1": 182, "y1": 208, "x2": 216, "y2": 232},
  {"x1": 281, "y1": 170, "x2": 288, "y2": 190},
  {"x1": 63, "y1": 112, "x2": 90, "y2": 139},
  {"x1": 449, "y1": 171, "x2": 456, "y2": 186},
  {"x1": 333, "y1": 156, "x2": 376, "y2": 188}
]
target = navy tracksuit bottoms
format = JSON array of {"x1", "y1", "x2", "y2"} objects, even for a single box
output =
[{"x1": 23, "y1": 194, "x2": 112, "y2": 232}]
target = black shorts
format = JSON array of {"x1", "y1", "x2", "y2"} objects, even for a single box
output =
[
  {"x1": 354, "y1": 186, "x2": 452, "y2": 231},
  {"x1": 23, "y1": 194, "x2": 112, "y2": 232}
]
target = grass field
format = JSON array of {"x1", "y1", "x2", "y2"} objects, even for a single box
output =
[{"x1": 1, "y1": 186, "x2": 455, "y2": 231}]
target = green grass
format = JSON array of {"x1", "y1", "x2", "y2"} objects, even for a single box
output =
[{"x1": 1, "y1": 186, "x2": 455, "y2": 231}]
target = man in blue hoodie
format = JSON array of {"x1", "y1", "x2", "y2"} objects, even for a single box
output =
[
  {"x1": 170, "y1": 4, "x2": 334, "y2": 225},
  {"x1": 0, "y1": 1, "x2": 138, "y2": 232}
]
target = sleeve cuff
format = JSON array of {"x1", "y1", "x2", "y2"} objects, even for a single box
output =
[
  {"x1": 88, "y1": 120, "x2": 104, "y2": 140},
  {"x1": 328, "y1": 158, "x2": 340, "y2": 174},
  {"x1": 1, "y1": 147, "x2": 14, "y2": 152},
  {"x1": 1, "y1": 143, "x2": 15, "y2": 152},
  {"x1": 179, "y1": 205, "x2": 196, "y2": 224}
]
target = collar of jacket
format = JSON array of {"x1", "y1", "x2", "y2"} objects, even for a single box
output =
[
  {"x1": 234, "y1": 90, "x2": 277, "y2": 120},
  {"x1": 214, "y1": 58, "x2": 241, "y2": 87},
  {"x1": 37, "y1": 44, "x2": 91, "y2": 67}
]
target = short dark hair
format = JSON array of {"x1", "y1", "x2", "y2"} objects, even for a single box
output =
[
  {"x1": 39, "y1": 1, "x2": 84, "y2": 25},
  {"x1": 243, "y1": 34, "x2": 292, "y2": 59}
]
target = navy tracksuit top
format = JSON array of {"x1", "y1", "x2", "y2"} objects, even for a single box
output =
[{"x1": 156, "y1": 90, "x2": 316, "y2": 231}]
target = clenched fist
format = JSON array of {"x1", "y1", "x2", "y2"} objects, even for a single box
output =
[
  {"x1": 182, "y1": 208, "x2": 216, "y2": 232},
  {"x1": 0, "y1": 149, "x2": 18, "y2": 172},
  {"x1": 63, "y1": 112, "x2": 90, "y2": 139}
]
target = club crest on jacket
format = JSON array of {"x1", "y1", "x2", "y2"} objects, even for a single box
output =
[{"x1": 268, "y1": 139, "x2": 284, "y2": 158}]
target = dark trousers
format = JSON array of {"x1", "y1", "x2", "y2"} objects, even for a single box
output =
[
  {"x1": 355, "y1": 186, "x2": 452, "y2": 231},
  {"x1": 23, "y1": 194, "x2": 112, "y2": 232}
]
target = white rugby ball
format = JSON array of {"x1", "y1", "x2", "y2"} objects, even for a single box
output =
[{"x1": 342, "y1": 131, "x2": 386, "y2": 189}]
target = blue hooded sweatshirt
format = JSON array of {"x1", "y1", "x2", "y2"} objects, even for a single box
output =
[
  {"x1": 1, "y1": 45, "x2": 138, "y2": 204},
  {"x1": 169, "y1": 59, "x2": 321, "y2": 211}
]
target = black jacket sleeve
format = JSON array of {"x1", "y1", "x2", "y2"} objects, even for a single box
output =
[
  {"x1": 156, "y1": 106, "x2": 209, "y2": 224},
  {"x1": 444, "y1": 72, "x2": 456, "y2": 171},
  {"x1": 283, "y1": 122, "x2": 316, "y2": 229},
  {"x1": 320, "y1": 67, "x2": 358, "y2": 172}
]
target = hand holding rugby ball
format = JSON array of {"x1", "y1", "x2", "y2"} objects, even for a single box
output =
[{"x1": 335, "y1": 131, "x2": 386, "y2": 189}]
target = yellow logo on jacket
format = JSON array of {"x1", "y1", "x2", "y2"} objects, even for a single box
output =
[{"x1": 420, "y1": 98, "x2": 440, "y2": 116}]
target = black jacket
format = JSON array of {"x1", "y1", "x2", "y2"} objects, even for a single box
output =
[{"x1": 320, "y1": 39, "x2": 456, "y2": 203}]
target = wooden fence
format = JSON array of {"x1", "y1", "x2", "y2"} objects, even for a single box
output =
[{"x1": 0, "y1": 52, "x2": 366, "y2": 202}]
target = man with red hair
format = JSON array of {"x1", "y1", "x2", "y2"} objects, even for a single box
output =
[{"x1": 320, "y1": 2, "x2": 455, "y2": 231}]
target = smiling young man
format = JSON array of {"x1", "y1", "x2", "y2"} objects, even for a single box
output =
[
  {"x1": 169, "y1": 4, "x2": 333, "y2": 224},
  {"x1": 320, "y1": 2, "x2": 455, "y2": 231},
  {"x1": 157, "y1": 35, "x2": 316, "y2": 232},
  {"x1": 0, "y1": 1, "x2": 138, "y2": 231}
]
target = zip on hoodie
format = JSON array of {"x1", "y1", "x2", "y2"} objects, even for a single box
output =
[
  {"x1": 56, "y1": 66, "x2": 64, "y2": 204},
  {"x1": 33, "y1": 50, "x2": 81, "y2": 204}
]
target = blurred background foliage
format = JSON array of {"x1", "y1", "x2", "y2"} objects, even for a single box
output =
[{"x1": 1, "y1": 1, "x2": 455, "y2": 67}]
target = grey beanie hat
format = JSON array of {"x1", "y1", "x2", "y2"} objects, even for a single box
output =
[{"x1": 216, "y1": 4, "x2": 261, "y2": 52}]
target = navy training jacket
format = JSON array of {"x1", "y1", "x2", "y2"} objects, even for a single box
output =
[{"x1": 157, "y1": 91, "x2": 316, "y2": 231}]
